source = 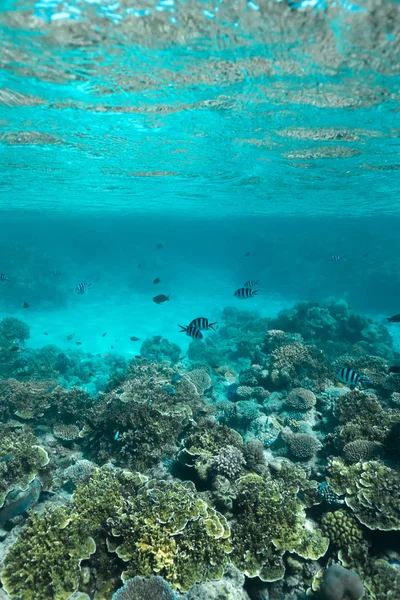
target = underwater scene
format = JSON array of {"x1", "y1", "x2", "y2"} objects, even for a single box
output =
[{"x1": 0, "y1": 0, "x2": 400, "y2": 599}]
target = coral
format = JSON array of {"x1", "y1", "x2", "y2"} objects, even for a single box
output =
[
  {"x1": 268, "y1": 341, "x2": 328, "y2": 390},
  {"x1": 1, "y1": 506, "x2": 96, "y2": 600},
  {"x1": 342, "y1": 439, "x2": 383, "y2": 463},
  {"x1": 230, "y1": 474, "x2": 328, "y2": 582},
  {"x1": 211, "y1": 475, "x2": 236, "y2": 512},
  {"x1": 109, "y1": 479, "x2": 232, "y2": 591},
  {"x1": 64, "y1": 460, "x2": 95, "y2": 486},
  {"x1": 180, "y1": 421, "x2": 243, "y2": 459},
  {"x1": 320, "y1": 510, "x2": 363, "y2": 548},
  {"x1": 243, "y1": 439, "x2": 267, "y2": 475},
  {"x1": 53, "y1": 423, "x2": 80, "y2": 441},
  {"x1": 236, "y1": 385, "x2": 254, "y2": 398},
  {"x1": 186, "y1": 368, "x2": 212, "y2": 394},
  {"x1": 186, "y1": 565, "x2": 250, "y2": 600},
  {"x1": 0, "y1": 317, "x2": 30, "y2": 343},
  {"x1": 363, "y1": 559, "x2": 400, "y2": 600},
  {"x1": 286, "y1": 387, "x2": 316, "y2": 410},
  {"x1": 0, "y1": 428, "x2": 49, "y2": 507},
  {"x1": 318, "y1": 481, "x2": 343, "y2": 505},
  {"x1": 112, "y1": 576, "x2": 176, "y2": 600},
  {"x1": 288, "y1": 433, "x2": 320, "y2": 460},
  {"x1": 211, "y1": 445, "x2": 246, "y2": 480},
  {"x1": 327, "y1": 458, "x2": 400, "y2": 530},
  {"x1": 318, "y1": 564, "x2": 364, "y2": 600},
  {"x1": 140, "y1": 336, "x2": 181, "y2": 363}
]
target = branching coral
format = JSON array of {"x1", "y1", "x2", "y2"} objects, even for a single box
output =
[
  {"x1": 112, "y1": 576, "x2": 176, "y2": 600},
  {"x1": 327, "y1": 458, "x2": 400, "y2": 530},
  {"x1": 230, "y1": 474, "x2": 328, "y2": 582},
  {"x1": 268, "y1": 341, "x2": 328, "y2": 390},
  {"x1": 109, "y1": 479, "x2": 232, "y2": 591},
  {"x1": 211, "y1": 445, "x2": 246, "y2": 480},
  {"x1": 288, "y1": 433, "x2": 320, "y2": 460}
]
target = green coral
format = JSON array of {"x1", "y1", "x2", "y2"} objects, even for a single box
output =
[
  {"x1": 109, "y1": 479, "x2": 232, "y2": 591},
  {"x1": 230, "y1": 474, "x2": 328, "y2": 582},
  {"x1": 320, "y1": 510, "x2": 363, "y2": 548},
  {"x1": 0, "y1": 428, "x2": 49, "y2": 506},
  {"x1": 327, "y1": 458, "x2": 400, "y2": 530},
  {"x1": 180, "y1": 420, "x2": 243, "y2": 458},
  {"x1": 1, "y1": 507, "x2": 96, "y2": 600}
]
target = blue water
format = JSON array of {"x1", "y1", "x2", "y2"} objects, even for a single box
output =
[{"x1": 1, "y1": 1, "x2": 400, "y2": 599}]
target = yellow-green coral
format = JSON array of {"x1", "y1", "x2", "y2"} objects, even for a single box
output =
[
  {"x1": 230, "y1": 474, "x2": 328, "y2": 582},
  {"x1": 327, "y1": 458, "x2": 400, "y2": 531},
  {"x1": 320, "y1": 510, "x2": 363, "y2": 548},
  {"x1": 108, "y1": 479, "x2": 232, "y2": 591},
  {"x1": 1, "y1": 507, "x2": 96, "y2": 600},
  {"x1": 0, "y1": 429, "x2": 49, "y2": 507}
]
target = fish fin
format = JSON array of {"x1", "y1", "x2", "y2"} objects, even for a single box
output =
[
  {"x1": 209, "y1": 322, "x2": 218, "y2": 331},
  {"x1": 178, "y1": 325, "x2": 187, "y2": 333}
]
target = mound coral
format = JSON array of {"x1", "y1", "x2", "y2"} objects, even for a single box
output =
[
  {"x1": 327, "y1": 458, "x2": 400, "y2": 530},
  {"x1": 140, "y1": 336, "x2": 181, "y2": 363},
  {"x1": 0, "y1": 429, "x2": 49, "y2": 507},
  {"x1": 320, "y1": 510, "x2": 363, "y2": 548},
  {"x1": 230, "y1": 474, "x2": 329, "y2": 582},
  {"x1": 1, "y1": 507, "x2": 96, "y2": 600},
  {"x1": 288, "y1": 433, "x2": 320, "y2": 460},
  {"x1": 286, "y1": 387, "x2": 316, "y2": 410},
  {"x1": 342, "y1": 439, "x2": 383, "y2": 463},
  {"x1": 319, "y1": 564, "x2": 364, "y2": 600},
  {"x1": 109, "y1": 479, "x2": 232, "y2": 591},
  {"x1": 112, "y1": 576, "x2": 176, "y2": 600},
  {"x1": 267, "y1": 341, "x2": 328, "y2": 390},
  {"x1": 53, "y1": 423, "x2": 80, "y2": 441}
]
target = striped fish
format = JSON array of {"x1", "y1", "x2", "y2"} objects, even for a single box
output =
[
  {"x1": 0, "y1": 274, "x2": 9, "y2": 282},
  {"x1": 178, "y1": 325, "x2": 203, "y2": 339},
  {"x1": 336, "y1": 367, "x2": 371, "y2": 387},
  {"x1": 329, "y1": 255, "x2": 346, "y2": 262},
  {"x1": 234, "y1": 287, "x2": 259, "y2": 299},
  {"x1": 244, "y1": 280, "x2": 259, "y2": 288},
  {"x1": 75, "y1": 282, "x2": 92, "y2": 295},
  {"x1": 189, "y1": 317, "x2": 218, "y2": 331}
]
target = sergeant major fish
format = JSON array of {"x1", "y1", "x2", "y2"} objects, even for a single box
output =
[
  {"x1": 189, "y1": 317, "x2": 218, "y2": 331},
  {"x1": 336, "y1": 367, "x2": 371, "y2": 387},
  {"x1": 75, "y1": 282, "x2": 92, "y2": 295},
  {"x1": 244, "y1": 280, "x2": 259, "y2": 288},
  {"x1": 0, "y1": 274, "x2": 9, "y2": 282},
  {"x1": 178, "y1": 325, "x2": 203, "y2": 339},
  {"x1": 234, "y1": 287, "x2": 259, "y2": 299}
]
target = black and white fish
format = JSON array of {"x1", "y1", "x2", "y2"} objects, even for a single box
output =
[
  {"x1": 234, "y1": 287, "x2": 259, "y2": 299},
  {"x1": 329, "y1": 255, "x2": 346, "y2": 262},
  {"x1": 189, "y1": 317, "x2": 218, "y2": 331},
  {"x1": 0, "y1": 274, "x2": 9, "y2": 282},
  {"x1": 244, "y1": 280, "x2": 259, "y2": 288},
  {"x1": 336, "y1": 367, "x2": 371, "y2": 387},
  {"x1": 178, "y1": 325, "x2": 203, "y2": 339},
  {"x1": 49, "y1": 269, "x2": 62, "y2": 276},
  {"x1": 75, "y1": 282, "x2": 91, "y2": 295}
]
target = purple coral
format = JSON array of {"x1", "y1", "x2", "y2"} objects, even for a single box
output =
[{"x1": 319, "y1": 564, "x2": 364, "y2": 600}]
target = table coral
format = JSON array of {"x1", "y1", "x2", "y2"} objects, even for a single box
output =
[
  {"x1": 230, "y1": 474, "x2": 328, "y2": 582},
  {"x1": 327, "y1": 458, "x2": 400, "y2": 531},
  {"x1": 1, "y1": 507, "x2": 96, "y2": 600},
  {"x1": 108, "y1": 479, "x2": 232, "y2": 591}
]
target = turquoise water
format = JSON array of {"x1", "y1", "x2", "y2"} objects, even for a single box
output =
[{"x1": 0, "y1": 1, "x2": 400, "y2": 600}]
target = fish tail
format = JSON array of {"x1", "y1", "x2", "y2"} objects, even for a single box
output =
[
  {"x1": 253, "y1": 290, "x2": 260, "y2": 295},
  {"x1": 209, "y1": 322, "x2": 218, "y2": 331},
  {"x1": 178, "y1": 325, "x2": 187, "y2": 333}
]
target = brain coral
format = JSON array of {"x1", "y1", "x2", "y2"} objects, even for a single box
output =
[
  {"x1": 109, "y1": 479, "x2": 232, "y2": 591},
  {"x1": 288, "y1": 433, "x2": 320, "y2": 460},
  {"x1": 230, "y1": 474, "x2": 328, "y2": 582},
  {"x1": 327, "y1": 458, "x2": 400, "y2": 530},
  {"x1": 286, "y1": 388, "x2": 316, "y2": 410}
]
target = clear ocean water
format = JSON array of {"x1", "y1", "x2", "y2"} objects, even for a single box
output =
[{"x1": 0, "y1": 1, "x2": 400, "y2": 600}]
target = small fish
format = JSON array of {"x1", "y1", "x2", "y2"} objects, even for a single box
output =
[
  {"x1": 234, "y1": 287, "x2": 259, "y2": 299},
  {"x1": 0, "y1": 274, "x2": 9, "y2": 282},
  {"x1": 43, "y1": 332, "x2": 48, "y2": 335},
  {"x1": 114, "y1": 430, "x2": 120, "y2": 441},
  {"x1": 389, "y1": 365, "x2": 400, "y2": 374},
  {"x1": 75, "y1": 282, "x2": 91, "y2": 295},
  {"x1": 244, "y1": 252, "x2": 251, "y2": 258},
  {"x1": 153, "y1": 294, "x2": 169, "y2": 304},
  {"x1": 178, "y1": 324, "x2": 203, "y2": 339},
  {"x1": 336, "y1": 367, "x2": 371, "y2": 387},
  {"x1": 189, "y1": 317, "x2": 218, "y2": 331},
  {"x1": 67, "y1": 334, "x2": 74, "y2": 341},
  {"x1": 162, "y1": 385, "x2": 176, "y2": 395},
  {"x1": 138, "y1": 264, "x2": 142, "y2": 269},
  {"x1": 111, "y1": 345, "x2": 114, "y2": 349},
  {"x1": 244, "y1": 280, "x2": 259, "y2": 288},
  {"x1": 171, "y1": 374, "x2": 184, "y2": 384},
  {"x1": 387, "y1": 314, "x2": 400, "y2": 323},
  {"x1": 329, "y1": 255, "x2": 346, "y2": 262},
  {"x1": 130, "y1": 336, "x2": 141, "y2": 342},
  {"x1": 76, "y1": 341, "x2": 82, "y2": 346},
  {"x1": 0, "y1": 453, "x2": 13, "y2": 463},
  {"x1": 102, "y1": 332, "x2": 107, "y2": 337},
  {"x1": 22, "y1": 302, "x2": 29, "y2": 309},
  {"x1": 49, "y1": 269, "x2": 62, "y2": 276},
  {"x1": 157, "y1": 243, "x2": 163, "y2": 249},
  {"x1": 153, "y1": 277, "x2": 161, "y2": 284}
]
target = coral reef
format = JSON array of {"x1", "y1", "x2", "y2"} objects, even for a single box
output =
[
  {"x1": 287, "y1": 433, "x2": 320, "y2": 460},
  {"x1": 140, "y1": 336, "x2": 181, "y2": 363},
  {"x1": 112, "y1": 576, "x2": 176, "y2": 600},
  {"x1": 318, "y1": 564, "x2": 364, "y2": 600},
  {"x1": 286, "y1": 387, "x2": 316, "y2": 410},
  {"x1": 342, "y1": 439, "x2": 383, "y2": 463}
]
